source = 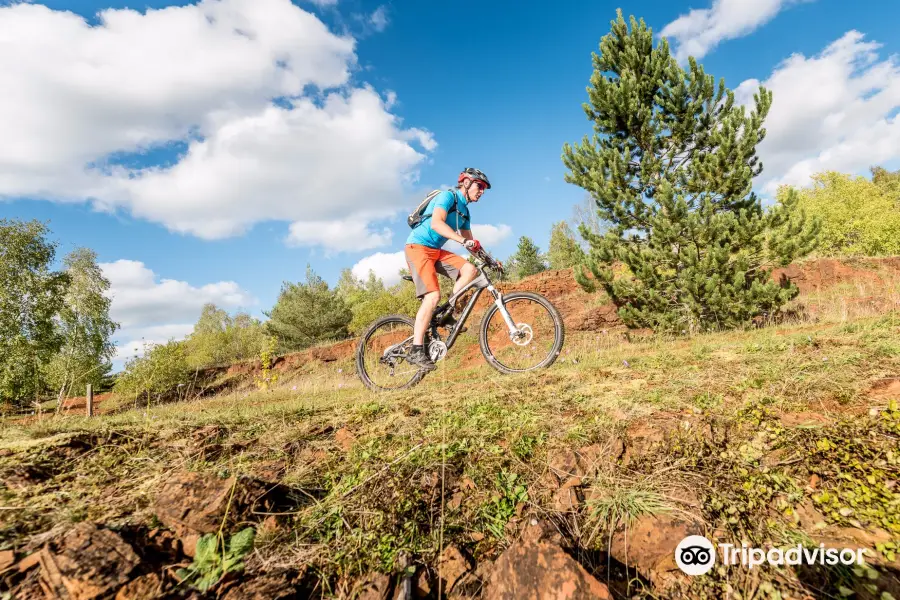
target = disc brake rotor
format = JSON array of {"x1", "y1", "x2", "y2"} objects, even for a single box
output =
[{"x1": 511, "y1": 323, "x2": 533, "y2": 346}]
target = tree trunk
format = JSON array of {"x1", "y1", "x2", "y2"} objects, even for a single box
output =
[{"x1": 54, "y1": 377, "x2": 68, "y2": 415}]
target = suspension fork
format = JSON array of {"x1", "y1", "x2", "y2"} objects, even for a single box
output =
[{"x1": 488, "y1": 285, "x2": 520, "y2": 338}]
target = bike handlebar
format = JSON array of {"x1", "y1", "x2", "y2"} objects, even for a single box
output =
[{"x1": 469, "y1": 247, "x2": 504, "y2": 275}]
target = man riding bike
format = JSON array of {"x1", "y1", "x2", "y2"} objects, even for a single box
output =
[{"x1": 404, "y1": 167, "x2": 492, "y2": 372}]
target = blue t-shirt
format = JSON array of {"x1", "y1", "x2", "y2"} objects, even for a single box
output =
[{"x1": 406, "y1": 189, "x2": 471, "y2": 249}]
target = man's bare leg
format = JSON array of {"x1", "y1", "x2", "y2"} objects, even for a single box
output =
[
  {"x1": 453, "y1": 262, "x2": 478, "y2": 297},
  {"x1": 413, "y1": 290, "x2": 440, "y2": 346}
]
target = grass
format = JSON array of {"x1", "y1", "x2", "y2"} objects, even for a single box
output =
[{"x1": 1, "y1": 304, "x2": 898, "y2": 597}]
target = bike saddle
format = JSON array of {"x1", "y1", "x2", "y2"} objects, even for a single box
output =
[{"x1": 401, "y1": 275, "x2": 413, "y2": 282}]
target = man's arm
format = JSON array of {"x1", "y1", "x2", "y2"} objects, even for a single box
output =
[{"x1": 431, "y1": 206, "x2": 466, "y2": 245}]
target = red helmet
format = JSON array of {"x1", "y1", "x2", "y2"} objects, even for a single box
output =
[{"x1": 458, "y1": 167, "x2": 491, "y2": 189}]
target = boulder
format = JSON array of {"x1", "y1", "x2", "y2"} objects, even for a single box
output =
[
  {"x1": 482, "y1": 537, "x2": 611, "y2": 599},
  {"x1": 36, "y1": 522, "x2": 141, "y2": 600},
  {"x1": 438, "y1": 545, "x2": 474, "y2": 594},
  {"x1": 608, "y1": 514, "x2": 702, "y2": 593}
]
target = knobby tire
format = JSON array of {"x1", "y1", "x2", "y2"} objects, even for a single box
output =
[{"x1": 478, "y1": 291, "x2": 565, "y2": 374}]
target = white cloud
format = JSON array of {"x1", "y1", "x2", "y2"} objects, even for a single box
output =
[
  {"x1": 660, "y1": 0, "x2": 813, "y2": 62},
  {"x1": 307, "y1": 0, "x2": 338, "y2": 6},
  {"x1": 734, "y1": 31, "x2": 900, "y2": 193},
  {"x1": 101, "y1": 259, "x2": 255, "y2": 327},
  {"x1": 369, "y1": 6, "x2": 388, "y2": 32},
  {"x1": 351, "y1": 251, "x2": 407, "y2": 286},
  {"x1": 471, "y1": 224, "x2": 513, "y2": 247},
  {"x1": 101, "y1": 260, "x2": 256, "y2": 364},
  {"x1": 286, "y1": 217, "x2": 392, "y2": 252},
  {"x1": 0, "y1": 0, "x2": 435, "y2": 251}
]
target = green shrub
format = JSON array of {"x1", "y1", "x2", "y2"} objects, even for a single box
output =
[
  {"x1": 779, "y1": 169, "x2": 900, "y2": 257},
  {"x1": 113, "y1": 340, "x2": 191, "y2": 403}
]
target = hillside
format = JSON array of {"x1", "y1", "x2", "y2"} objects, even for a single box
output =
[{"x1": 1, "y1": 257, "x2": 899, "y2": 599}]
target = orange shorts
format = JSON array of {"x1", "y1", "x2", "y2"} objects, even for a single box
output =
[{"x1": 404, "y1": 244, "x2": 467, "y2": 298}]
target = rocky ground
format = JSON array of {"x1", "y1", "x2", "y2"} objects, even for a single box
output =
[{"x1": 1, "y1": 258, "x2": 899, "y2": 599}]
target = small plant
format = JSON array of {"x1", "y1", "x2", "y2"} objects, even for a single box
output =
[
  {"x1": 480, "y1": 471, "x2": 528, "y2": 539},
  {"x1": 512, "y1": 433, "x2": 545, "y2": 460},
  {"x1": 176, "y1": 527, "x2": 256, "y2": 592},
  {"x1": 254, "y1": 335, "x2": 279, "y2": 391}
]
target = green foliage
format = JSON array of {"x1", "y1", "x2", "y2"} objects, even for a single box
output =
[
  {"x1": 479, "y1": 471, "x2": 528, "y2": 539},
  {"x1": 561, "y1": 11, "x2": 819, "y2": 334},
  {"x1": 176, "y1": 527, "x2": 255, "y2": 592},
  {"x1": 253, "y1": 335, "x2": 279, "y2": 390},
  {"x1": 778, "y1": 169, "x2": 900, "y2": 257},
  {"x1": 44, "y1": 248, "x2": 119, "y2": 402},
  {"x1": 336, "y1": 268, "x2": 426, "y2": 335},
  {"x1": 871, "y1": 166, "x2": 900, "y2": 198},
  {"x1": 113, "y1": 340, "x2": 191, "y2": 402},
  {"x1": 265, "y1": 265, "x2": 352, "y2": 352},
  {"x1": 336, "y1": 268, "x2": 385, "y2": 308},
  {"x1": 506, "y1": 236, "x2": 548, "y2": 280},
  {"x1": 0, "y1": 219, "x2": 69, "y2": 406},
  {"x1": 547, "y1": 221, "x2": 587, "y2": 270},
  {"x1": 183, "y1": 304, "x2": 268, "y2": 369}
]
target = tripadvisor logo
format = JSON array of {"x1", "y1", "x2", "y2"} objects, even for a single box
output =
[
  {"x1": 675, "y1": 535, "x2": 716, "y2": 575},
  {"x1": 675, "y1": 535, "x2": 868, "y2": 575}
]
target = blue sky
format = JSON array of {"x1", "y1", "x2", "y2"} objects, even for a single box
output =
[{"x1": 2, "y1": 0, "x2": 899, "y2": 366}]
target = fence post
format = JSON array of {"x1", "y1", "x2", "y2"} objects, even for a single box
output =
[{"x1": 86, "y1": 384, "x2": 93, "y2": 417}]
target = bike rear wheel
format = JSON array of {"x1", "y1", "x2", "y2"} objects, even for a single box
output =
[
  {"x1": 356, "y1": 315, "x2": 426, "y2": 391},
  {"x1": 478, "y1": 292, "x2": 564, "y2": 374}
]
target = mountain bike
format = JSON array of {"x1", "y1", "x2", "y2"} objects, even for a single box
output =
[{"x1": 355, "y1": 248, "x2": 565, "y2": 391}]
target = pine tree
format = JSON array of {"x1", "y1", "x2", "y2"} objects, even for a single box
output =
[
  {"x1": 507, "y1": 236, "x2": 548, "y2": 280},
  {"x1": 265, "y1": 265, "x2": 352, "y2": 351},
  {"x1": 561, "y1": 11, "x2": 818, "y2": 333},
  {"x1": 547, "y1": 221, "x2": 587, "y2": 270}
]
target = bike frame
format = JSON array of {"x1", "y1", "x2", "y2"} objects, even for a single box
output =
[
  {"x1": 376, "y1": 255, "x2": 520, "y2": 366},
  {"x1": 431, "y1": 259, "x2": 519, "y2": 351}
]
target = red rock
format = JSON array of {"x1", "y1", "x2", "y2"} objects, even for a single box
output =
[
  {"x1": 39, "y1": 523, "x2": 141, "y2": 600},
  {"x1": 335, "y1": 427, "x2": 356, "y2": 452},
  {"x1": 350, "y1": 573, "x2": 392, "y2": 600},
  {"x1": 553, "y1": 477, "x2": 584, "y2": 512},
  {"x1": 438, "y1": 545, "x2": 473, "y2": 594},
  {"x1": 483, "y1": 538, "x2": 611, "y2": 599},
  {"x1": 221, "y1": 570, "x2": 299, "y2": 600},
  {"x1": 608, "y1": 514, "x2": 701, "y2": 592},
  {"x1": 115, "y1": 573, "x2": 163, "y2": 600},
  {"x1": 153, "y1": 472, "x2": 236, "y2": 536}
]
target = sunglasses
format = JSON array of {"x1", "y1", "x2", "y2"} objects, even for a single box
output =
[{"x1": 473, "y1": 181, "x2": 487, "y2": 191}]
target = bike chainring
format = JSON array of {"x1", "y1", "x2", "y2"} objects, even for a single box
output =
[
  {"x1": 428, "y1": 339, "x2": 448, "y2": 362},
  {"x1": 511, "y1": 323, "x2": 533, "y2": 346}
]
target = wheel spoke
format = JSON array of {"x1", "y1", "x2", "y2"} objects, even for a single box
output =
[
  {"x1": 357, "y1": 318, "x2": 422, "y2": 391},
  {"x1": 481, "y1": 295, "x2": 562, "y2": 372}
]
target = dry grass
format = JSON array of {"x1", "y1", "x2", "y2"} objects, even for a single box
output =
[{"x1": 1, "y1": 304, "x2": 898, "y2": 597}]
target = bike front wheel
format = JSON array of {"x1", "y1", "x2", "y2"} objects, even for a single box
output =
[
  {"x1": 478, "y1": 292, "x2": 565, "y2": 374},
  {"x1": 356, "y1": 315, "x2": 426, "y2": 392}
]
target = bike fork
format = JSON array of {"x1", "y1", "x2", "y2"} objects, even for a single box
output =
[{"x1": 488, "y1": 286, "x2": 520, "y2": 338}]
